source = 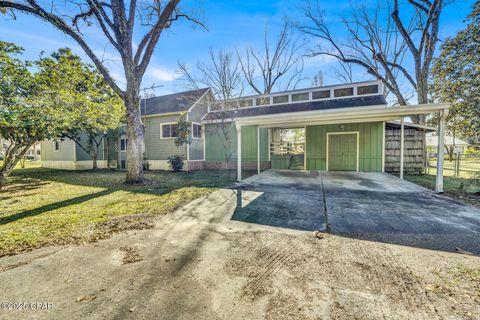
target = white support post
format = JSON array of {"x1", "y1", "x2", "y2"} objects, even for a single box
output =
[
  {"x1": 267, "y1": 128, "x2": 271, "y2": 161},
  {"x1": 400, "y1": 117, "x2": 405, "y2": 180},
  {"x1": 257, "y1": 126, "x2": 260, "y2": 174},
  {"x1": 436, "y1": 109, "x2": 448, "y2": 193},
  {"x1": 237, "y1": 124, "x2": 242, "y2": 181}
]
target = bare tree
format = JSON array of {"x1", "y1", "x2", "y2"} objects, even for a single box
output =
[
  {"x1": 311, "y1": 70, "x2": 324, "y2": 86},
  {"x1": 0, "y1": 0, "x2": 204, "y2": 183},
  {"x1": 330, "y1": 62, "x2": 355, "y2": 84},
  {"x1": 179, "y1": 48, "x2": 245, "y2": 168},
  {"x1": 238, "y1": 19, "x2": 306, "y2": 95},
  {"x1": 299, "y1": 0, "x2": 444, "y2": 123},
  {"x1": 179, "y1": 48, "x2": 244, "y2": 100}
]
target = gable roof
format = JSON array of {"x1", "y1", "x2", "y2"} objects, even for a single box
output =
[
  {"x1": 141, "y1": 88, "x2": 210, "y2": 116},
  {"x1": 203, "y1": 95, "x2": 387, "y2": 121},
  {"x1": 427, "y1": 135, "x2": 470, "y2": 147}
]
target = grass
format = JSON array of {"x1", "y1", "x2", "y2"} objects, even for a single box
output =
[
  {"x1": 427, "y1": 159, "x2": 480, "y2": 179},
  {"x1": 405, "y1": 174, "x2": 480, "y2": 207},
  {"x1": 0, "y1": 162, "x2": 241, "y2": 257}
]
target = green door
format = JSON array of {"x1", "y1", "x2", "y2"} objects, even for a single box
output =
[{"x1": 328, "y1": 133, "x2": 357, "y2": 171}]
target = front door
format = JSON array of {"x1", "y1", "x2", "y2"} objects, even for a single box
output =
[{"x1": 328, "y1": 133, "x2": 358, "y2": 171}]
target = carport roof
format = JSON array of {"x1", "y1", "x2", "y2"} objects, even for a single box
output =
[{"x1": 203, "y1": 94, "x2": 387, "y2": 121}]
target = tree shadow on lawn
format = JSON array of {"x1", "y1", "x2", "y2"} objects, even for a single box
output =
[
  {"x1": 7, "y1": 167, "x2": 242, "y2": 194},
  {"x1": 1, "y1": 168, "x2": 247, "y2": 227},
  {"x1": 0, "y1": 189, "x2": 114, "y2": 225}
]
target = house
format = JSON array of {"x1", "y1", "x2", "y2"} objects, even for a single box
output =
[
  {"x1": 427, "y1": 135, "x2": 471, "y2": 154},
  {"x1": 41, "y1": 87, "x2": 212, "y2": 170},
  {"x1": 41, "y1": 80, "x2": 450, "y2": 191}
]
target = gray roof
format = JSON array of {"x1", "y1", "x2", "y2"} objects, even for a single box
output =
[
  {"x1": 141, "y1": 88, "x2": 209, "y2": 116},
  {"x1": 203, "y1": 95, "x2": 387, "y2": 120}
]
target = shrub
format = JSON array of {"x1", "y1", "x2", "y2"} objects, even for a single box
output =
[
  {"x1": 465, "y1": 147, "x2": 480, "y2": 155},
  {"x1": 167, "y1": 155, "x2": 184, "y2": 172}
]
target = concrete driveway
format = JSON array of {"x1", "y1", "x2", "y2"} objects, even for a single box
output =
[
  {"x1": 1, "y1": 170, "x2": 480, "y2": 319},
  {"x1": 233, "y1": 170, "x2": 480, "y2": 254}
]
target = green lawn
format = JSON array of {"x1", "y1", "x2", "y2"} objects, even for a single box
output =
[
  {"x1": 0, "y1": 162, "x2": 240, "y2": 256},
  {"x1": 427, "y1": 159, "x2": 480, "y2": 178},
  {"x1": 405, "y1": 174, "x2": 480, "y2": 208}
]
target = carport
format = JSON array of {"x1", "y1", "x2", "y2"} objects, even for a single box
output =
[
  {"x1": 232, "y1": 82, "x2": 449, "y2": 192},
  {"x1": 232, "y1": 169, "x2": 480, "y2": 254}
]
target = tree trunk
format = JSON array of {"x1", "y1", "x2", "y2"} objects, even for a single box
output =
[
  {"x1": 124, "y1": 86, "x2": 144, "y2": 183},
  {"x1": 91, "y1": 144, "x2": 98, "y2": 170},
  {"x1": 0, "y1": 143, "x2": 32, "y2": 189}
]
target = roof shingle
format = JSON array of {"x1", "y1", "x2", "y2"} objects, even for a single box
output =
[{"x1": 141, "y1": 88, "x2": 209, "y2": 116}]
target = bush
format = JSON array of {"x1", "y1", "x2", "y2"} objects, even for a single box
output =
[
  {"x1": 465, "y1": 147, "x2": 480, "y2": 155},
  {"x1": 167, "y1": 155, "x2": 184, "y2": 172}
]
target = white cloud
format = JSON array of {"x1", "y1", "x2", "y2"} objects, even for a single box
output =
[{"x1": 146, "y1": 66, "x2": 179, "y2": 82}]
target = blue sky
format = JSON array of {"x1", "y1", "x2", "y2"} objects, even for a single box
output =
[{"x1": 0, "y1": 0, "x2": 474, "y2": 97}]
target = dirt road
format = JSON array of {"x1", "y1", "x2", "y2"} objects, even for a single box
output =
[{"x1": 0, "y1": 189, "x2": 479, "y2": 319}]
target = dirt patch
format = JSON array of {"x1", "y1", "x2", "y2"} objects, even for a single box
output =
[
  {"x1": 119, "y1": 246, "x2": 142, "y2": 264},
  {"x1": 93, "y1": 214, "x2": 155, "y2": 240}
]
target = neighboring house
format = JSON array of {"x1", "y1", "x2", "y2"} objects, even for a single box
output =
[
  {"x1": 41, "y1": 88, "x2": 211, "y2": 171},
  {"x1": 1, "y1": 139, "x2": 41, "y2": 161},
  {"x1": 427, "y1": 135, "x2": 471, "y2": 154},
  {"x1": 41, "y1": 80, "x2": 449, "y2": 182}
]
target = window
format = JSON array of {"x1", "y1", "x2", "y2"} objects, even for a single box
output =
[
  {"x1": 312, "y1": 90, "x2": 331, "y2": 100},
  {"x1": 334, "y1": 87, "x2": 354, "y2": 97},
  {"x1": 291, "y1": 93, "x2": 309, "y2": 102},
  {"x1": 120, "y1": 137, "x2": 128, "y2": 151},
  {"x1": 192, "y1": 123, "x2": 202, "y2": 138},
  {"x1": 357, "y1": 84, "x2": 379, "y2": 95},
  {"x1": 272, "y1": 95, "x2": 289, "y2": 104},
  {"x1": 54, "y1": 141, "x2": 60, "y2": 152},
  {"x1": 161, "y1": 123, "x2": 178, "y2": 138}
]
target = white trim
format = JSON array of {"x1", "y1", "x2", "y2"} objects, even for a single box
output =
[
  {"x1": 400, "y1": 117, "x2": 405, "y2": 180},
  {"x1": 304, "y1": 125, "x2": 307, "y2": 171},
  {"x1": 257, "y1": 126, "x2": 260, "y2": 174},
  {"x1": 326, "y1": 131, "x2": 360, "y2": 172},
  {"x1": 436, "y1": 108, "x2": 449, "y2": 193},
  {"x1": 160, "y1": 122, "x2": 178, "y2": 139},
  {"x1": 191, "y1": 122, "x2": 202, "y2": 139},
  {"x1": 382, "y1": 122, "x2": 386, "y2": 172},
  {"x1": 143, "y1": 111, "x2": 181, "y2": 118},
  {"x1": 202, "y1": 124, "x2": 206, "y2": 161},
  {"x1": 223, "y1": 103, "x2": 450, "y2": 127},
  {"x1": 237, "y1": 124, "x2": 242, "y2": 181},
  {"x1": 267, "y1": 128, "x2": 271, "y2": 161},
  {"x1": 209, "y1": 80, "x2": 383, "y2": 110},
  {"x1": 186, "y1": 114, "x2": 190, "y2": 161}
]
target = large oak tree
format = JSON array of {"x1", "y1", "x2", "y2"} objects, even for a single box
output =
[{"x1": 0, "y1": 0, "x2": 202, "y2": 183}]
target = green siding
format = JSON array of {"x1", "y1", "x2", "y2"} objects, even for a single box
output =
[
  {"x1": 306, "y1": 122, "x2": 383, "y2": 172},
  {"x1": 144, "y1": 114, "x2": 187, "y2": 160},
  {"x1": 205, "y1": 123, "x2": 268, "y2": 162},
  {"x1": 41, "y1": 139, "x2": 76, "y2": 161},
  {"x1": 271, "y1": 155, "x2": 289, "y2": 169},
  {"x1": 75, "y1": 133, "x2": 106, "y2": 161}
]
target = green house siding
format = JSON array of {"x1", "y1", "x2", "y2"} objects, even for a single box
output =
[
  {"x1": 306, "y1": 122, "x2": 383, "y2": 171},
  {"x1": 144, "y1": 115, "x2": 187, "y2": 160},
  {"x1": 41, "y1": 139, "x2": 76, "y2": 161},
  {"x1": 74, "y1": 133, "x2": 106, "y2": 161},
  {"x1": 205, "y1": 123, "x2": 268, "y2": 163}
]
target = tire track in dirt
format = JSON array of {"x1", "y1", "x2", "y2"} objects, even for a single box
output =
[
  {"x1": 240, "y1": 239, "x2": 306, "y2": 302},
  {"x1": 351, "y1": 241, "x2": 439, "y2": 318}
]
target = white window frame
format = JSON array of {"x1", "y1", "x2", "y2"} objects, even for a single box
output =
[
  {"x1": 53, "y1": 141, "x2": 61, "y2": 152},
  {"x1": 192, "y1": 122, "x2": 202, "y2": 139},
  {"x1": 120, "y1": 136, "x2": 128, "y2": 152},
  {"x1": 326, "y1": 131, "x2": 360, "y2": 172},
  {"x1": 160, "y1": 122, "x2": 179, "y2": 139}
]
